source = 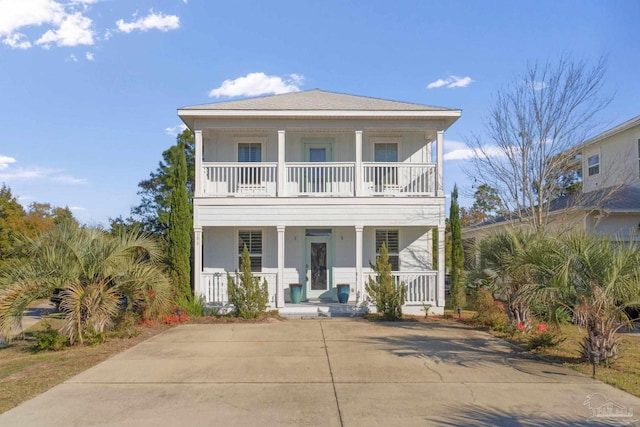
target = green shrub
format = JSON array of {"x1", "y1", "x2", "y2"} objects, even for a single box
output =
[
  {"x1": 227, "y1": 245, "x2": 269, "y2": 319},
  {"x1": 176, "y1": 294, "x2": 206, "y2": 317},
  {"x1": 527, "y1": 330, "x2": 566, "y2": 350},
  {"x1": 366, "y1": 243, "x2": 406, "y2": 320},
  {"x1": 110, "y1": 311, "x2": 141, "y2": 339},
  {"x1": 34, "y1": 322, "x2": 68, "y2": 351},
  {"x1": 472, "y1": 288, "x2": 510, "y2": 331}
]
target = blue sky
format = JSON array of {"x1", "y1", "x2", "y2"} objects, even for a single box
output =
[{"x1": 1, "y1": 0, "x2": 639, "y2": 225}]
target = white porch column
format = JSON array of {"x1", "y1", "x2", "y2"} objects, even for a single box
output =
[
  {"x1": 276, "y1": 225, "x2": 286, "y2": 308},
  {"x1": 194, "y1": 227, "x2": 203, "y2": 298},
  {"x1": 437, "y1": 225, "x2": 446, "y2": 307},
  {"x1": 355, "y1": 130, "x2": 363, "y2": 196},
  {"x1": 277, "y1": 130, "x2": 286, "y2": 196},
  {"x1": 355, "y1": 225, "x2": 363, "y2": 303},
  {"x1": 436, "y1": 130, "x2": 444, "y2": 197},
  {"x1": 195, "y1": 129, "x2": 203, "y2": 196}
]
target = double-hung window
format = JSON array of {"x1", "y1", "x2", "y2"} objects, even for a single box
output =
[
  {"x1": 237, "y1": 142, "x2": 262, "y2": 184},
  {"x1": 374, "y1": 142, "x2": 399, "y2": 188},
  {"x1": 238, "y1": 230, "x2": 262, "y2": 272},
  {"x1": 375, "y1": 229, "x2": 399, "y2": 271},
  {"x1": 587, "y1": 153, "x2": 600, "y2": 176}
]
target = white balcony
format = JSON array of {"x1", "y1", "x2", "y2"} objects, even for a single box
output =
[{"x1": 200, "y1": 162, "x2": 437, "y2": 197}]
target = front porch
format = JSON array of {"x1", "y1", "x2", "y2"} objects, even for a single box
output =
[{"x1": 200, "y1": 269, "x2": 441, "y2": 316}]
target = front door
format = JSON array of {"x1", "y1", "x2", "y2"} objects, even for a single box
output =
[{"x1": 305, "y1": 231, "x2": 332, "y2": 299}]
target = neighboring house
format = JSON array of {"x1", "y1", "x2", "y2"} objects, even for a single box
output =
[
  {"x1": 463, "y1": 115, "x2": 640, "y2": 251},
  {"x1": 178, "y1": 89, "x2": 461, "y2": 315}
]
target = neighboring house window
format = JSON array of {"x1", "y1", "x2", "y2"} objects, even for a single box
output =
[
  {"x1": 637, "y1": 139, "x2": 640, "y2": 178},
  {"x1": 587, "y1": 154, "x2": 600, "y2": 176},
  {"x1": 238, "y1": 142, "x2": 262, "y2": 184},
  {"x1": 374, "y1": 143, "x2": 399, "y2": 186},
  {"x1": 238, "y1": 230, "x2": 262, "y2": 272},
  {"x1": 376, "y1": 229, "x2": 399, "y2": 271}
]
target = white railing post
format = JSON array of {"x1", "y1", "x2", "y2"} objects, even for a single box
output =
[
  {"x1": 355, "y1": 225, "x2": 363, "y2": 304},
  {"x1": 278, "y1": 130, "x2": 285, "y2": 196},
  {"x1": 355, "y1": 130, "x2": 363, "y2": 196}
]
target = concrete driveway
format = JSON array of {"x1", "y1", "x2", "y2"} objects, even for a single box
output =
[{"x1": 2, "y1": 319, "x2": 640, "y2": 426}]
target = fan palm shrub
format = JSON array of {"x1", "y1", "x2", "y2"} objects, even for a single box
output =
[
  {"x1": 0, "y1": 222, "x2": 171, "y2": 344},
  {"x1": 475, "y1": 229, "x2": 539, "y2": 329},
  {"x1": 519, "y1": 231, "x2": 640, "y2": 362}
]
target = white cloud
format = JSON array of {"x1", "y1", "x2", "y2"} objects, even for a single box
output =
[
  {"x1": 36, "y1": 12, "x2": 93, "y2": 47},
  {"x1": 165, "y1": 124, "x2": 187, "y2": 136},
  {"x1": 0, "y1": 0, "x2": 64, "y2": 36},
  {"x1": 116, "y1": 11, "x2": 180, "y2": 33},
  {"x1": 2, "y1": 32, "x2": 32, "y2": 49},
  {"x1": 68, "y1": 206, "x2": 85, "y2": 210},
  {"x1": 443, "y1": 140, "x2": 504, "y2": 161},
  {"x1": 427, "y1": 75, "x2": 474, "y2": 89},
  {"x1": 102, "y1": 28, "x2": 111, "y2": 40},
  {"x1": 0, "y1": 155, "x2": 17, "y2": 169},
  {"x1": 209, "y1": 72, "x2": 304, "y2": 98},
  {"x1": 66, "y1": 53, "x2": 77, "y2": 61},
  {"x1": 85, "y1": 51, "x2": 93, "y2": 60},
  {"x1": 0, "y1": 166, "x2": 86, "y2": 184}
]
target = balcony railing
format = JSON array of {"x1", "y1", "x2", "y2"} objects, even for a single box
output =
[
  {"x1": 200, "y1": 162, "x2": 436, "y2": 197},
  {"x1": 286, "y1": 162, "x2": 354, "y2": 196},
  {"x1": 202, "y1": 163, "x2": 277, "y2": 196},
  {"x1": 362, "y1": 162, "x2": 436, "y2": 196}
]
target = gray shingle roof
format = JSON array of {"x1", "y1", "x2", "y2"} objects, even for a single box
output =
[
  {"x1": 465, "y1": 184, "x2": 640, "y2": 230},
  {"x1": 180, "y1": 89, "x2": 457, "y2": 112}
]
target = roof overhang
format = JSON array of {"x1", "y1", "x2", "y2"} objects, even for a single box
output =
[{"x1": 178, "y1": 109, "x2": 462, "y2": 131}]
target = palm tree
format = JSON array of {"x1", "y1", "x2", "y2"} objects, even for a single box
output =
[
  {"x1": 475, "y1": 229, "x2": 538, "y2": 329},
  {"x1": 520, "y1": 232, "x2": 640, "y2": 362},
  {"x1": 0, "y1": 222, "x2": 171, "y2": 344}
]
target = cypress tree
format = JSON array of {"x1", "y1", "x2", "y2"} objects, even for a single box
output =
[
  {"x1": 449, "y1": 184, "x2": 466, "y2": 309},
  {"x1": 167, "y1": 141, "x2": 192, "y2": 299}
]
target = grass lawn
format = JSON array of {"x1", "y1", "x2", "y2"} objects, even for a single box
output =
[
  {"x1": 0, "y1": 318, "x2": 170, "y2": 414},
  {"x1": 439, "y1": 309, "x2": 640, "y2": 398}
]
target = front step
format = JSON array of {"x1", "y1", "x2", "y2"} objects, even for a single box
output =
[{"x1": 279, "y1": 302, "x2": 364, "y2": 318}]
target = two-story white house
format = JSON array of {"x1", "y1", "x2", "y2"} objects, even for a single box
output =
[
  {"x1": 178, "y1": 89, "x2": 461, "y2": 315},
  {"x1": 463, "y1": 115, "x2": 640, "y2": 246}
]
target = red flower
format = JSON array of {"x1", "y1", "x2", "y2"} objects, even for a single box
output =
[
  {"x1": 517, "y1": 323, "x2": 525, "y2": 330},
  {"x1": 537, "y1": 324, "x2": 547, "y2": 332}
]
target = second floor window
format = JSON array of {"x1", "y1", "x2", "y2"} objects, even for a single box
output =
[
  {"x1": 374, "y1": 143, "x2": 398, "y2": 187},
  {"x1": 238, "y1": 143, "x2": 262, "y2": 184},
  {"x1": 587, "y1": 154, "x2": 600, "y2": 176}
]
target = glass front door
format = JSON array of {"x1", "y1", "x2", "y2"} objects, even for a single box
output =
[{"x1": 305, "y1": 231, "x2": 332, "y2": 299}]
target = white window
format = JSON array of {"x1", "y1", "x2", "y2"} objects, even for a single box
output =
[
  {"x1": 237, "y1": 142, "x2": 262, "y2": 184},
  {"x1": 637, "y1": 139, "x2": 640, "y2": 178},
  {"x1": 587, "y1": 154, "x2": 600, "y2": 176},
  {"x1": 238, "y1": 230, "x2": 262, "y2": 272},
  {"x1": 375, "y1": 229, "x2": 399, "y2": 271},
  {"x1": 374, "y1": 143, "x2": 399, "y2": 186}
]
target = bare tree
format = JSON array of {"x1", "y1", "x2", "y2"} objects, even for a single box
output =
[{"x1": 466, "y1": 54, "x2": 612, "y2": 230}]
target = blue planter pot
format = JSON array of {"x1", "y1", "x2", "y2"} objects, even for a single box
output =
[
  {"x1": 290, "y1": 284, "x2": 302, "y2": 304},
  {"x1": 337, "y1": 284, "x2": 350, "y2": 304}
]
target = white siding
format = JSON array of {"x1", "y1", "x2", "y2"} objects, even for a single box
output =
[
  {"x1": 582, "y1": 126, "x2": 640, "y2": 192},
  {"x1": 197, "y1": 202, "x2": 442, "y2": 227}
]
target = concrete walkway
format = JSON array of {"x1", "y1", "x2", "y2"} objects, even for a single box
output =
[{"x1": 2, "y1": 319, "x2": 640, "y2": 426}]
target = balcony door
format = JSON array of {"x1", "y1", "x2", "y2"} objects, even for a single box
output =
[{"x1": 303, "y1": 139, "x2": 333, "y2": 193}]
